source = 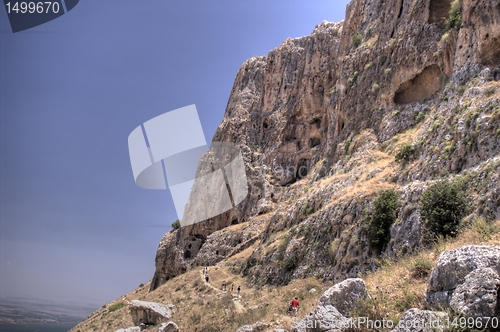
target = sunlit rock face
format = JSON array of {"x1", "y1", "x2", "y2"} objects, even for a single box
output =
[{"x1": 150, "y1": 0, "x2": 500, "y2": 291}]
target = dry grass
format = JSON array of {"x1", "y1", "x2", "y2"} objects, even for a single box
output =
[
  {"x1": 70, "y1": 262, "x2": 327, "y2": 332},
  {"x1": 71, "y1": 219, "x2": 499, "y2": 331},
  {"x1": 349, "y1": 219, "x2": 500, "y2": 330}
]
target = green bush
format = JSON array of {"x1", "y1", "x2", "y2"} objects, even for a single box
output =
[
  {"x1": 172, "y1": 219, "x2": 181, "y2": 230},
  {"x1": 446, "y1": 0, "x2": 462, "y2": 30},
  {"x1": 281, "y1": 254, "x2": 298, "y2": 271},
  {"x1": 415, "y1": 111, "x2": 426, "y2": 122},
  {"x1": 368, "y1": 189, "x2": 400, "y2": 252},
  {"x1": 395, "y1": 144, "x2": 415, "y2": 163},
  {"x1": 352, "y1": 32, "x2": 363, "y2": 48},
  {"x1": 485, "y1": 87, "x2": 496, "y2": 97},
  {"x1": 108, "y1": 302, "x2": 126, "y2": 312},
  {"x1": 420, "y1": 179, "x2": 468, "y2": 237}
]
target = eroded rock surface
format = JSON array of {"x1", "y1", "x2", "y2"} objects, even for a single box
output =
[
  {"x1": 129, "y1": 300, "x2": 175, "y2": 326},
  {"x1": 149, "y1": 0, "x2": 500, "y2": 292},
  {"x1": 391, "y1": 308, "x2": 448, "y2": 332},
  {"x1": 317, "y1": 278, "x2": 369, "y2": 316},
  {"x1": 450, "y1": 267, "x2": 500, "y2": 318},
  {"x1": 293, "y1": 304, "x2": 347, "y2": 332},
  {"x1": 156, "y1": 321, "x2": 179, "y2": 332},
  {"x1": 425, "y1": 245, "x2": 500, "y2": 309}
]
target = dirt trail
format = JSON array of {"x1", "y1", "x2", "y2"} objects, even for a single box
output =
[
  {"x1": 200, "y1": 268, "x2": 245, "y2": 313},
  {"x1": 232, "y1": 298, "x2": 245, "y2": 313}
]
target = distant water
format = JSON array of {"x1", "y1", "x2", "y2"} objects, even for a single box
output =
[{"x1": 0, "y1": 323, "x2": 77, "y2": 332}]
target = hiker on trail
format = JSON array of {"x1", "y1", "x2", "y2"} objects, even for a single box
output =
[
  {"x1": 205, "y1": 273, "x2": 209, "y2": 283},
  {"x1": 237, "y1": 285, "x2": 241, "y2": 295},
  {"x1": 222, "y1": 281, "x2": 226, "y2": 291},
  {"x1": 231, "y1": 284, "x2": 234, "y2": 292},
  {"x1": 289, "y1": 297, "x2": 300, "y2": 316}
]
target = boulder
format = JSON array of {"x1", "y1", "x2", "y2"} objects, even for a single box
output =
[
  {"x1": 391, "y1": 308, "x2": 448, "y2": 332},
  {"x1": 293, "y1": 305, "x2": 348, "y2": 332},
  {"x1": 156, "y1": 321, "x2": 179, "y2": 332},
  {"x1": 115, "y1": 327, "x2": 141, "y2": 332},
  {"x1": 235, "y1": 325, "x2": 254, "y2": 332},
  {"x1": 450, "y1": 267, "x2": 500, "y2": 318},
  {"x1": 317, "y1": 278, "x2": 369, "y2": 316},
  {"x1": 129, "y1": 300, "x2": 175, "y2": 325},
  {"x1": 424, "y1": 245, "x2": 500, "y2": 309},
  {"x1": 235, "y1": 322, "x2": 269, "y2": 332}
]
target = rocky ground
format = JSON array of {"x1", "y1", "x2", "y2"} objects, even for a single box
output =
[{"x1": 70, "y1": 223, "x2": 500, "y2": 331}]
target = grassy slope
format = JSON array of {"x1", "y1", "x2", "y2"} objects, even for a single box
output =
[{"x1": 71, "y1": 219, "x2": 500, "y2": 332}]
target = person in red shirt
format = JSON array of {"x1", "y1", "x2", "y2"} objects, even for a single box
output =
[{"x1": 290, "y1": 297, "x2": 300, "y2": 316}]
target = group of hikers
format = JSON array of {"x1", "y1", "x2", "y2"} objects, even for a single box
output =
[
  {"x1": 221, "y1": 280, "x2": 241, "y2": 294},
  {"x1": 202, "y1": 266, "x2": 300, "y2": 315},
  {"x1": 203, "y1": 266, "x2": 241, "y2": 295}
]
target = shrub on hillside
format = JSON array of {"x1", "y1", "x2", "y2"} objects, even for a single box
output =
[
  {"x1": 368, "y1": 189, "x2": 400, "y2": 252},
  {"x1": 352, "y1": 32, "x2": 363, "y2": 48},
  {"x1": 395, "y1": 144, "x2": 415, "y2": 163},
  {"x1": 108, "y1": 302, "x2": 126, "y2": 312},
  {"x1": 172, "y1": 219, "x2": 181, "y2": 230},
  {"x1": 281, "y1": 253, "x2": 298, "y2": 271},
  {"x1": 446, "y1": 0, "x2": 462, "y2": 30},
  {"x1": 420, "y1": 179, "x2": 468, "y2": 237}
]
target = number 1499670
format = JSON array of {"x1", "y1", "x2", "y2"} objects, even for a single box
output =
[{"x1": 5, "y1": 2, "x2": 60, "y2": 14}]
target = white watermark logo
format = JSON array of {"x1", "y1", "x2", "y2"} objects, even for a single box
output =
[{"x1": 128, "y1": 105, "x2": 248, "y2": 228}]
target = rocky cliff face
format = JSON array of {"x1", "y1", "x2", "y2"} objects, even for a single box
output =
[{"x1": 150, "y1": 0, "x2": 500, "y2": 292}]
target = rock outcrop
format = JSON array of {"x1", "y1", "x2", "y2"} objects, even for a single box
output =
[
  {"x1": 293, "y1": 305, "x2": 347, "y2": 332},
  {"x1": 450, "y1": 267, "x2": 500, "y2": 318},
  {"x1": 156, "y1": 321, "x2": 179, "y2": 332},
  {"x1": 116, "y1": 327, "x2": 141, "y2": 332},
  {"x1": 294, "y1": 278, "x2": 369, "y2": 332},
  {"x1": 235, "y1": 322, "x2": 269, "y2": 332},
  {"x1": 317, "y1": 278, "x2": 369, "y2": 316},
  {"x1": 129, "y1": 300, "x2": 175, "y2": 326},
  {"x1": 391, "y1": 308, "x2": 448, "y2": 332},
  {"x1": 424, "y1": 245, "x2": 500, "y2": 309},
  {"x1": 149, "y1": 0, "x2": 500, "y2": 292}
]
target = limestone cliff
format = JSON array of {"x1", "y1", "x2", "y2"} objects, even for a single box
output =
[{"x1": 150, "y1": 0, "x2": 500, "y2": 292}]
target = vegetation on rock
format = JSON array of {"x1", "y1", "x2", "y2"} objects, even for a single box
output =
[
  {"x1": 446, "y1": 0, "x2": 462, "y2": 30},
  {"x1": 352, "y1": 31, "x2": 363, "y2": 48},
  {"x1": 368, "y1": 189, "x2": 400, "y2": 252},
  {"x1": 171, "y1": 219, "x2": 180, "y2": 230},
  {"x1": 395, "y1": 144, "x2": 415, "y2": 163},
  {"x1": 420, "y1": 179, "x2": 468, "y2": 237}
]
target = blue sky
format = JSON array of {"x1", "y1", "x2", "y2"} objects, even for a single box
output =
[{"x1": 0, "y1": 0, "x2": 349, "y2": 310}]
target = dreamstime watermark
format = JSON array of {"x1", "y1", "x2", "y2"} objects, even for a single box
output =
[{"x1": 128, "y1": 105, "x2": 248, "y2": 227}]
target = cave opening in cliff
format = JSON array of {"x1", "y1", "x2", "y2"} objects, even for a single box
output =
[
  {"x1": 231, "y1": 218, "x2": 239, "y2": 225},
  {"x1": 296, "y1": 159, "x2": 309, "y2": 179},
  {"x1": 429, "y1": 0, "x2": 453, "y2": 26},
  {"x1": 184, "y1": 250, "x2": 191, "y2": 259},
  {"x1": 394, "y1": 65, "x2": 443, "y2": 104},
  {"x1": 480, "y1": 36, "x2": 500, "y2": 66},
  {"x1": 493, "y1": 68, "x2": 500, "y2": 81},
  {"x1": 309, "y1": 137, "x2": 321, "y2": 148}
]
